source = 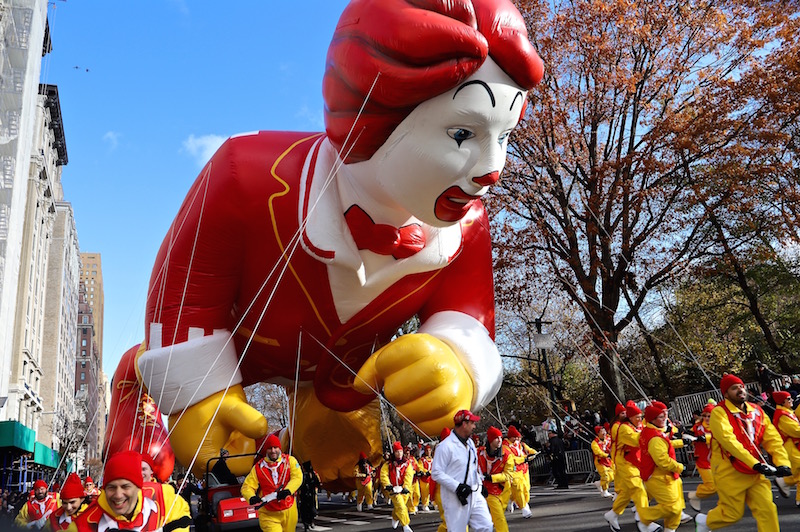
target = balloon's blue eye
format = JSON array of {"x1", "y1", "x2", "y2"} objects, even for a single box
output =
[
  {"x1": 498, "y1": 132, "x2": 510, "y2": 146},
  {"x1": 447, "y1": 128, "x2": 475, "y2": 147}
]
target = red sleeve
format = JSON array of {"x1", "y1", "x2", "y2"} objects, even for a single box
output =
[{"x1": 418, "y1": 201, "x2": 495, "y2": 337}]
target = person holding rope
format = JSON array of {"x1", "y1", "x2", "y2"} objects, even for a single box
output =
[
  {"x1": 15, "y1": 479, "x2": 59, "y2": 529},
  {"x1": 479, "y1": 426, "x2": 514, "y2": 532},
  {"x1": 67, "y1": 450, "x2": 191, "y2": 532},
  {"x1": 417, "y1": 445, "x2": 435, "y2": 512},
  {"x1": 687, "y1": 403, "x2": 716, "y2": 511},
  {"x1": 695, "y1": 374, "x2": 792, "y2": 532},
  {"x1": 503, "y1": 425, "x2": 534, "y2": 515},
  {"x1": 772, "y1": 390, "x2": 800, "y2": 506},
  {"x1": 431, "y1": 409, "x2": 493, "y2": 532},
  {"x1": 354, "y1": 451, "x2": 375, "y2": 512},
  {"x1": 591, "y1": 425, "x2": 615, "y2": 498},
  {"x1": 636, "y1": 401, "x2": 688, "y2": 532},
  {"x1": 604, "y1": 401, "x2": 650, "y2": 532},
  {"x1": 380, "y1": 441, "x2": 415, "y2": 532},
  {"x1": 48, "y1": 474, "x2": 87, "y2": 530},
  {"x1": 240, "y1": 435, "x2": 302, "y2": 532}
]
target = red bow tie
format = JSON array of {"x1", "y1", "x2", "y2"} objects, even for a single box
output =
[{"x1": 344, "y1": 205, "x2": 425, "y2": 259}]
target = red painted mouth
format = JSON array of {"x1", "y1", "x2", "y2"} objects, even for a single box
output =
[{"x1": 434, "y1": 186, "x2": 481, "y2": 222}]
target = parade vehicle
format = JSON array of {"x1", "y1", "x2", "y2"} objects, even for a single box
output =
[{"x1": 194, "y1": 453, "x2": 261, "y2": 531}]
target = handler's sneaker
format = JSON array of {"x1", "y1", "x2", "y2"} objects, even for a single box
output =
[
  {"x1": 695, "y1": 513, "x2": 710, "y2": 532},
  {"x1": 602, "y1": 490, "x2": 613, "y2": 498},
  {"x1": 357, "y1": 503, "x2": 362, "y2": 512},
  {"x1": 402, "y1": 526, "x2": 413, "y2": 532},
  {"x1": 392, "y1": 518, "x2": 399, "y2": 529},
  {"x1": 521, "y1": 505, "x2": 532, "y2": 518},
  {"x1": 507, "y1": 501, "x2": 515, "y2": 513},
  {"x1": 680, "y1": 511, "x2": 693, "y2": 524},
  {"x1": 367, "y1": 504, "x2": 374, "y2": 510},
  {"x1": 637, "y1": 522, "x2": 662, "y2": 532},
  {"x1": 594, "y1": 480, "x2": 604, "y2": 494},
  {"x1": 775, "y1": 476, "x2": 791, "y2": 498},
  {"x1": 688, "y1": 490, "x2": 701, "y2": 512},
  {"x1": 603, "y1": 509, "x2": 621, "y2": 532}
]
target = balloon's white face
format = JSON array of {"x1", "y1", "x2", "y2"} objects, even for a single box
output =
[{"x1": 371, "y1": 58, "x2": 527, "y2": 227}]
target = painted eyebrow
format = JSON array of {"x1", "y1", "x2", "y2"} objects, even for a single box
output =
[
  {"x1": 509, "y1": 91, "x2": 523, "y2": 111},
  {"x1": 453, "y1": 80, "x2": 495, "y2": 107}
]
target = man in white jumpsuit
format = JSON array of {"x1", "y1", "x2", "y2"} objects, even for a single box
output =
[{"x1": 431, "y1": 410, "x2": 493, "y2": 532}]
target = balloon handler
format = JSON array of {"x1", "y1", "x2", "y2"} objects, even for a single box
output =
[
  {"x1": 102, "y1": 0, "x2": 544, "y2": 490},
  {"x1": 380, "y1": 441, "x2": 415, "y2": 532},
  {"x1": 241, "y1": 435, "x2": 303, "y2": 532}
]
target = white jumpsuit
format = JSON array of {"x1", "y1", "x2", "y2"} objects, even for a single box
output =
[{"x1": 431, "y1": 432, "x2": 493, "y2": 532}]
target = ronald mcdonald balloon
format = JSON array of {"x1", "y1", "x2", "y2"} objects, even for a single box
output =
[{"x1": 105, "y1": 0, "x2": 543, "y2": 488}]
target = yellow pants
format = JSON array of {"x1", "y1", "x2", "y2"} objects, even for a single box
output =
[
  {"x1": 611, "y1": 471, "x2": 649, "y2": 516},
  {"x1": 487, "y1": 487, "x2": 512, "y2": 532},
  {"x1": 391, "y1": 493, "x2": 411, "y2": 526},
  {"x1": 706, "y1": 461, "x2": 778, "y2": 531},
  {"x1": 639, "y1": 474, "x2": 684, "y2": 530},
  {"x1": 357, "y1": 480, "x2": 373, "y2": 505},
  {"x1": 595, "y1": 461, "x2": 614, "y2": 491},
  {"x1": 258, "y1": 504, "x2": 298, "y2": 532},
  {"x1": 781, "y1": 441, "x2": 800, "y2": 503},
  {"x1": 509, "y1": 470, "x2": 528, "y2": 508},
  {"x1": 420, "y1": 480, "x2": 431, "y2": 508},
  {"x1": 407, "y1": 482, "x2": 420, "y2": 513},
  {"x1": 696, "y1": 467, "x2": 717, "y2": 498},
  {"x1": 435, "y1": 486, "x2": 447, "y2": 532}
]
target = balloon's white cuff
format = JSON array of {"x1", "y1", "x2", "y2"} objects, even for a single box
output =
[
  {"x1": 138, "y1": 327, "x2": 242, "y2": 415},
  {"x1": 418, "y1": 311, "x2": 502, "y2": 411}
]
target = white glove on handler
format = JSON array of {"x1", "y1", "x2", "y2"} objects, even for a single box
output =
[
  {"x1": 392, "y1": 486, "x2": 403, "y2": 494},
  {"x1": 261, "y1": 492, "x2": 278, "y2": 503},
  {"x1": 27, "y1": 511, "x2": 51, "y2": 530},
  {"x1": 682, "y1": 434, "x2": 697, "y2": 442}
]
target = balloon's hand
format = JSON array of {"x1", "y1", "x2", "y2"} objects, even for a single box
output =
[
  {"x1": 168, "y1": 384, "x2": 267, "y2": 478},
  {"x1": 354, "y1": 333, "x2": 473, "y2": 436}
]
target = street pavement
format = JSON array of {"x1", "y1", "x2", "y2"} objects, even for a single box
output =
[{"x1": 302, "y1": 477, "x2": 800, "y2": 531}]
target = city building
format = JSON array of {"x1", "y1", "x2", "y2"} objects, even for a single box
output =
[{"x1": 79, "y1": 252, "x2": 103, "y2": 361}]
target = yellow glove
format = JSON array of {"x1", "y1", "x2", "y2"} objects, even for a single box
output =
[
  {"x1": 168, "y1": 384, "x2": 268, "y2": 478},
  {"x1": 354, "y1": 333, "x2": 473, "y2": 437}
]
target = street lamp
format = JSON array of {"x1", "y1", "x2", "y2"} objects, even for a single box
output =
[{"x1": 528, "y1": 318, "x2": 562, "y2": 437}]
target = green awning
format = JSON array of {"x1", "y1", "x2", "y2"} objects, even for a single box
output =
[
  {"x1": 34, "y1": 442, "x2": 61, "y2": 469},
  {"x1": 0, "y1": 421, "x2": 35, "y2": 452}
]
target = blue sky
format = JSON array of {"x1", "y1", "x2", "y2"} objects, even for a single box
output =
[{"x1": 43, "y1": 1, "x2": 349, "y2": 378}]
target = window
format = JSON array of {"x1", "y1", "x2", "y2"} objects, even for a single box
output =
[
  {"x1": 81, "y1": 350, "x2": 85, "y2": 356},
  {"x1": 81, "y1": 339, "x2": 86, "y2": 346},
  {"x1": 80, "y1": 372, "x2": 85, "y2": 380},
  {"x1": 81, "y1": 361, "x2": 86, "y2": 368},
  {"x1": 80, "y1": 384, "x2": 87, "y2": 391},
  {"x1": 82, "y1": 316, "x2": 88, "y2": 324}
]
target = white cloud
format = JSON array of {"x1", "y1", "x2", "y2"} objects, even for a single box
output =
[
  {"x1": 295, "y1": 105, "x2": 324, "y2": 130},
  {"x1": 103, "y1": 131, "x2": 120, "y2": 150},
  {"x1": 182, "y1": 134, "x2": 226, "y2": 168}
]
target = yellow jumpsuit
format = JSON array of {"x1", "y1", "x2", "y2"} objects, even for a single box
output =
[
  {"x1": 479, "y1": 448, "x2": 515, "y2": 532},
  {"x1": 610, "y1": 421, "x2": 649, "y2": 517},
  {"x1": 503, "y1": 439, "x2": 534, "y2": 509},
  {"x1": 380, "y1": 458, "x2": 414, "y2": 527},
  {"x1": 241, "y1": 455, "x2": 303, "y2": 532},
  {"x1": 637, "y1": 423, "x2": 685, "y2": 530},
  {"x1": 353, "y1": 462, "x2": 374, "y2": 508},
  {"x1": 774, "y1": 405, "x2": 800, "y2": 504},
  {"x1": 691, "y1": 421, "x2": 716, "y2": 499},
  {"x1": 417, "y1": 456, "x2": 434, "y2": 509},
  {"x1": 591, "y1": 436, "x2": 614, "y2": 492},
  {"x1": 406, "y1": 458, "x2": 420, "y2": 514},
  {"x1": 706, "y1": 399, "x2": 790, "y2": 531}
]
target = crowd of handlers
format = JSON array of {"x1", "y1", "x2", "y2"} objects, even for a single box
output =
[{"x1": 595, "y1": 373, "x2": 796, "y2": 532}]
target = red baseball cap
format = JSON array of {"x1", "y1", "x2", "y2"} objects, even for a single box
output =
[{"x1": 453, "y1": 409, "x2": 480, "y2": 425}]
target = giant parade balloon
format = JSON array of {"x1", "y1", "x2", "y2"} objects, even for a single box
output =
[{"x1": 104, "y1": 0, "x2": 543, "y2": 489}]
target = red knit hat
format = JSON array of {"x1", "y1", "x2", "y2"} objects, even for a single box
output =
[
  {"x1": 141, "y1": 453, "x2": 156, "y2": 473},
  {"x1": 625, "y1": 401, "x2": 642, "y2": 419},
  {"x1": 439, "y1": 427, "x2": 451, "y2": 440},
  {"x1": 720, "y1": 374, "x2": 744, "y2": 394},
  {"x1": 604, "y1": 422, "x2": 611, "y2": 432},
  {"x1": 593, "y1": 425, "x2": 603, "y2": 434},
  {"x1": 392, "y1": 441, "x2": 403, "y2": 452},
  {"x1": 60, "y1": 473, "x2": 85, "y2": 500},
  {"x1": 507, "y1": 426, "x2": 521, "y2": 439},
  {"x1": 264, "y1": 434, "x2": 282, "y2": 449},
  {"x1": 644, "y1": 401, "x2": 668, "y2": 423},
  {"x1": 84, "y1": 476, "x2": 94, "y2": 484},
  {"x1": 104, "y1": 450, "x2": 143, "y2": 488},
  {"x1": 614, "y1": 403, "x2": 626, "y2": 417},
  {"x1": 33, "y1": 479, "x2": 47, "y2": 490},
  {"x1": 487, "y1": 426, "x2": 503, "y2": 442},
  {"x1": 702, "y1": 403, "x2": 715, "y2": 415},
  {"x1": 773, "y1": 391, "x2": 792, "y2": 404}
]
